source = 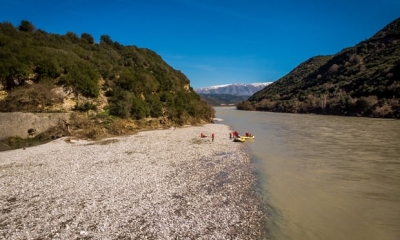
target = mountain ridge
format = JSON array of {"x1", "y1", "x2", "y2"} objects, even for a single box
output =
[
  {"x1": 195, "y1": 82, "x2": 272, "y2": 96},
  {"x1": 238, "y1": 17, "x2": 400, "y2": 118},
  {"x1": 194, "y1": 82, "x2": 272, "y2": 106},
  {"x1": 0, "y1": 20, "x2": 215, "y2": 144}
]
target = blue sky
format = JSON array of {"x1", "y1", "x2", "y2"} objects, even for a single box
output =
[{"x1": 0, "y1": 0, "x2": 399, "y2": 88}]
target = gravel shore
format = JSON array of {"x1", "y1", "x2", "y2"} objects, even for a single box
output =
[{"x1": 0, "y1": 123, "x2": 267, "y2": 239}]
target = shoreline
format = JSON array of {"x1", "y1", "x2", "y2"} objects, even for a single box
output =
[{"x1": 0, "y1": 123, "x2": 267, "y2": 239}]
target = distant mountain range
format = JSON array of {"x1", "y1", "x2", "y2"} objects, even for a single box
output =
[
  {"x1": 194, "y1": 82, "x2": 272, "y2": 106},
  {"x1": 195, "y1": 82, "x2": 271, "y2": 96}
]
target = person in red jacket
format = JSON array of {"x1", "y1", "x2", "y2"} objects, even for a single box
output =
[
  {"x1": 234, "y1": 130, "x2": 239, "y2": 137},
  {"x1": 212, "y1": 133, "x2": 215, "y2": 142}
]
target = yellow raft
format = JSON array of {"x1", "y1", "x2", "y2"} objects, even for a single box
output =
[
  {"x1": 233, "y1": 137, "x2": 245, "y2": 142},
  {"x1": 233, "y1": 135, "x2": 255, "y2": 142},
  {"x1": 239, "y1": 135, "x2": 255, "y2": 140}
]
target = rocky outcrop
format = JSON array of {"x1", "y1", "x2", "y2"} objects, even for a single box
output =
[{"x1": 0, "y1": 112, "x2": 71, "y2": 140}]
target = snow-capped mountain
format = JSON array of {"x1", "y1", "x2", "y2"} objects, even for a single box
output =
[{"x1": 194, "y1": 82, "x2": 272, "y2": 96}]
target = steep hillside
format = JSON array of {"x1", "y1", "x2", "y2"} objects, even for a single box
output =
[
  {"x1": 247, "y1": 56, "x2": 332, "y2": 102},
  {"x1": 0, "y1": 20, "x2": 214, "y2": 129},
  {"x1": 238, "y1": 17, "x2": 400, "y2": 118},
  {"x1": 197, "y1": 93, "x2": 249, "y2": 106}
]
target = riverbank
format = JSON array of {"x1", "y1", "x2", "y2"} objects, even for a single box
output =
[{"x1": 0, "y1": 123, "x2": 267, "y2": 239}]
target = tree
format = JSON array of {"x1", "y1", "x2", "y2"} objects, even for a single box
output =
[
  {"x1": 81, "y1": 33, "x2": 95, "y2": 44},
  {"x1": 0, "y1": 22, "x2": 19, "y2": 37},
  {"x1": 131, "y1": 96, "x2": 148, "y2": 119},
  {"x1": 18, "y1": 20, "x2": 35, "y2": 32},
  {"x1": 145, "y1": 94, "x2": 162, "y2": 117},
  {"x1": 109, "y1": 90, "x2": 133, "y2": 118},
  {"x1": 100, "y1": 34, "x2": 113, "y2": 45},
  {"x1": 66, "y1": 31, "x2": 79, "y2": 43}
]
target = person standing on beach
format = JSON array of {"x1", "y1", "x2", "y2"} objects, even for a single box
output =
[{"x1": 212, "y1": 133, "x2": 215, "y2": 142}]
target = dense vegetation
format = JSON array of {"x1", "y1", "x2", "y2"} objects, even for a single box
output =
[
  {"x1": 0, "y1": 20, "x2": 214, "y2": 125},
  {"x1": 198, "y1": 93, "x2": 249, "y2": 106},
  {"x1": 238, "y1": 17, "x2": 400, "y2": 118}
]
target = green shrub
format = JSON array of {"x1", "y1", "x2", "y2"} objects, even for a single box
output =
[{"x1": 74, "y1": 102, "x2": 97, "y2": 112}]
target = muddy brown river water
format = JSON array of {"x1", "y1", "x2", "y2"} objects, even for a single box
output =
[{"x1": 215, "y1": 107, "x2": 400, "y2": 240}]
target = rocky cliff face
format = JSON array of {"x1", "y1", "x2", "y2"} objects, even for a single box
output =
[{"x1": 0, "y1": 112, "x2": 71, "y2": 140}]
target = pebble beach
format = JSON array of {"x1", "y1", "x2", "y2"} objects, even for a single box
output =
[{"x1": 0, "y1": 123, "x2": 267, "y2": 239}]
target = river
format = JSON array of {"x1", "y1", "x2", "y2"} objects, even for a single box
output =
[{"x1": 215, "y1": 107, "x2": 400, "y2": 240}]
